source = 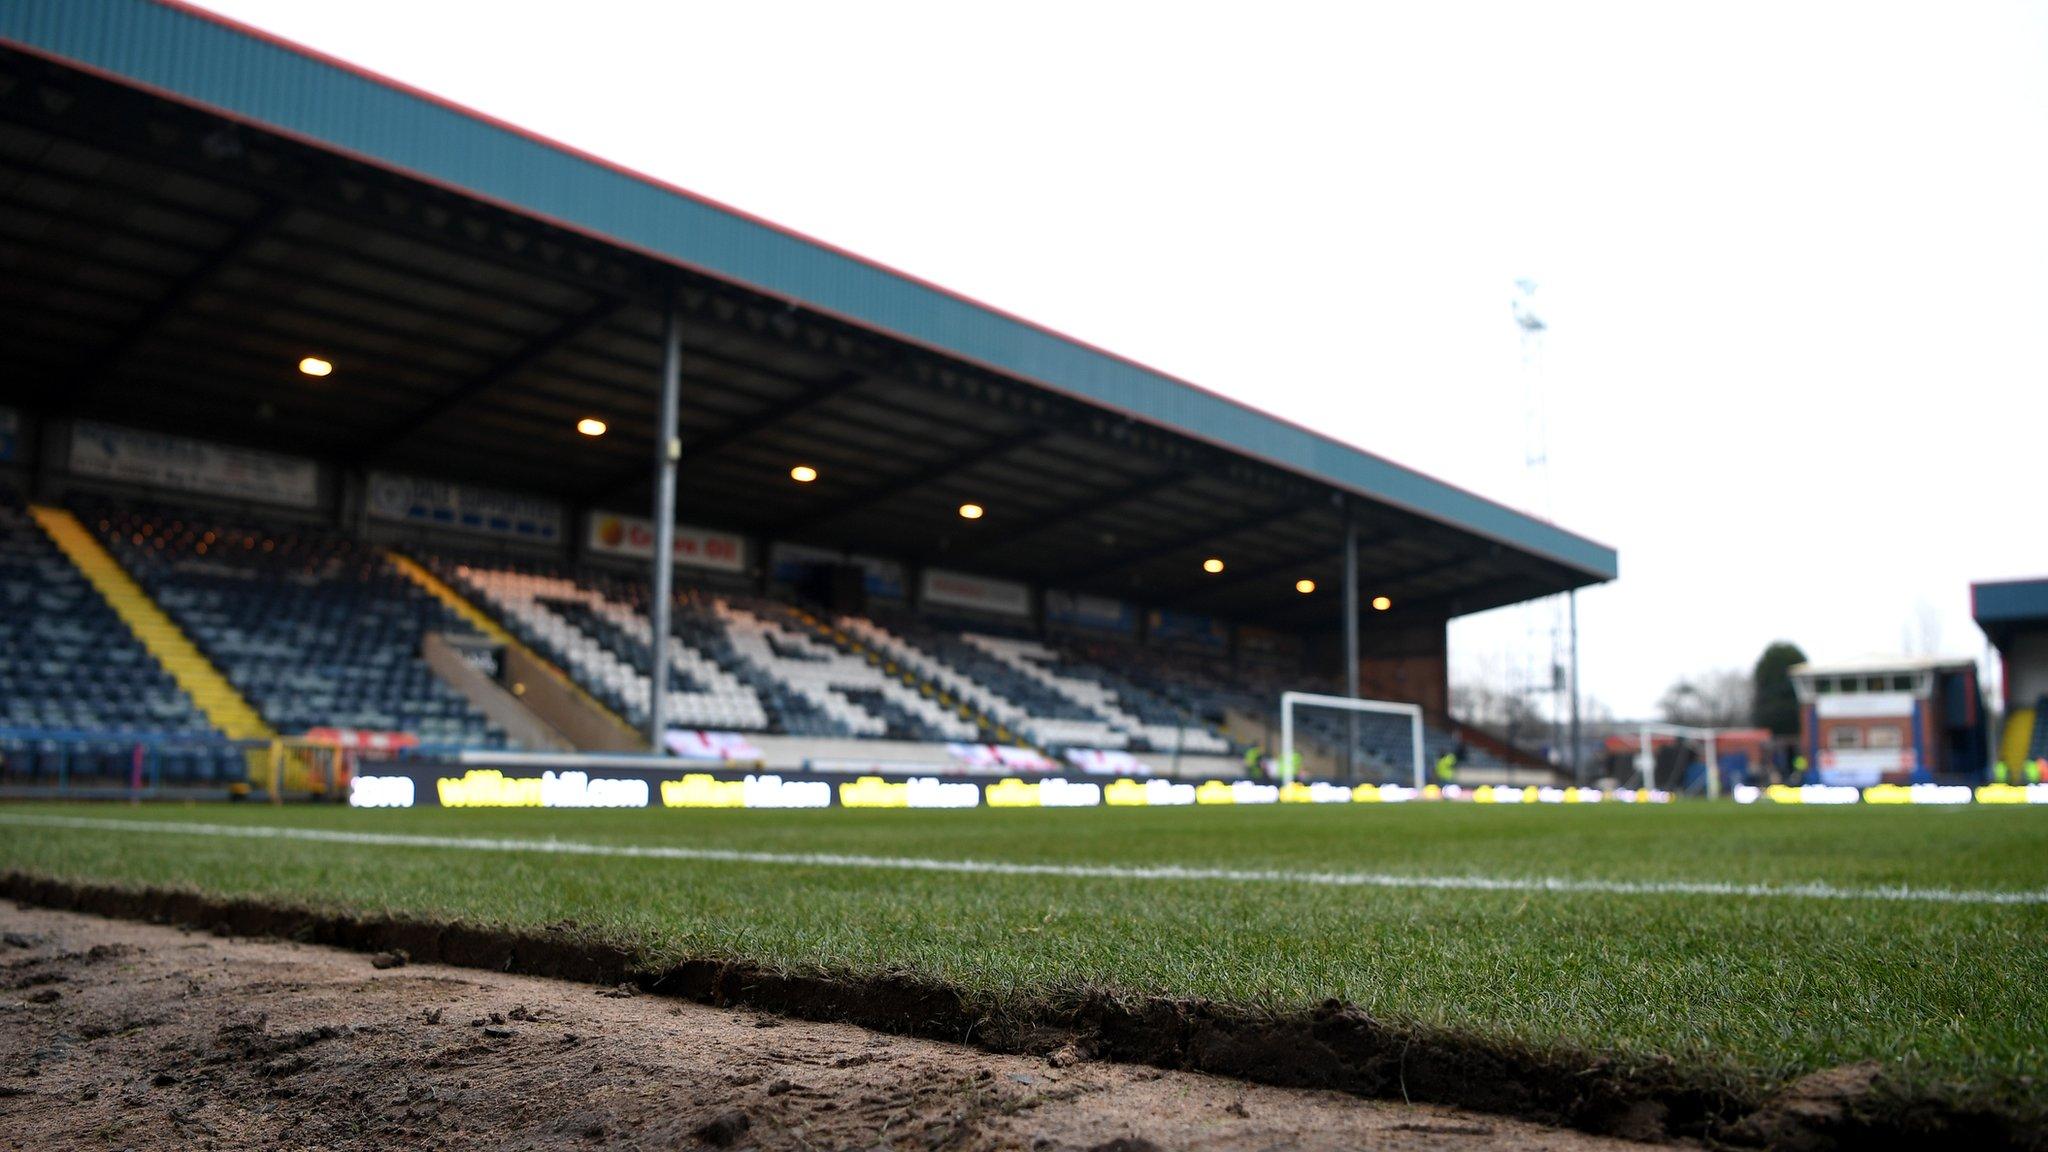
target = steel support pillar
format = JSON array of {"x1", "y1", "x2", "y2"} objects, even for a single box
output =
[
  {"x1": 647, "y1": 299, "x2": 682, "y2": 752},
  {"x1": 1569, "y1": 588, "x2": 1582, "y2": 785},
  {"x1": 1343, "y1": 501, "x2": 1360, "y2": 782}
]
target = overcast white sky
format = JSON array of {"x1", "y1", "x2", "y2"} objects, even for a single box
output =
[{"x1": 194, "y1": 0, "x2": 2048, "y2": 716}]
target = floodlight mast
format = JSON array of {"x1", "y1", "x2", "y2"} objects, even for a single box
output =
[
  {"x1": 1512, "y1": 279, "x2": 1549, "y2": 486},
  {"x1": 1512, "y1": 278, "x2": 1575, "y2": 780},
  {"x1": 1633, "y1": 721, "x2": 1722, "y2": 799}
]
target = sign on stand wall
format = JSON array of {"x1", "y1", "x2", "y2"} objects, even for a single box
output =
[
  {"x1": 587, "y1": 512, "x2": 747, "y2": 573},
  {"x1": 70, "y1": 421, "x2": 319, "y2": 508},
  {"x1": 367, "y1": 472, "x2": 563, "y2": 543},
  {"x1": 921, "y1": 568, "x2": 1030, "y2": 617}
]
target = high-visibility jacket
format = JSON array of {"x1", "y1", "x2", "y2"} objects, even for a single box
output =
[
  {"x1": 2028, "y1": 760, "x2": 2045, "y2": 785},
  {"x1": 1434, "y1": 753, "x2": 1457, "y2": 782},
  {"x1": 1993, "y1": 761, "x2": 2010, "y2": 784}
]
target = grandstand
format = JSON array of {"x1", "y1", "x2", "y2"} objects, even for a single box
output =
[
  {"x1": 1974, "y1": 578, "x2": 2048, "y2": 773},
  {"x1": 0, "y1": 483, "x2": 1526, "y2": 788},
  {"x1": 0, "y1": 0, "x2": 1615, "y2": 796}
]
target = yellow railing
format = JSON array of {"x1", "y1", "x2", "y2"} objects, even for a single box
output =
[
  {"x1": 385, "y1": 549, "x2": 638, "y2": 740},
  {"x1": 30, "y1": 505, "x2": 273, "y2": 743},
  {"x1": 2002, "y1": 708, "x2": 2037, "y2": 775}
]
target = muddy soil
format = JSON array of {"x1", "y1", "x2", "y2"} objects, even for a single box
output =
[{"x1": 0, "y1": 904, "x2": 1644, "y2": 1151}]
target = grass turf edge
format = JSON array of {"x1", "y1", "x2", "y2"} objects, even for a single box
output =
[{"x1": 3, "y1": 868, "x2": 2036, "y2": 1150}]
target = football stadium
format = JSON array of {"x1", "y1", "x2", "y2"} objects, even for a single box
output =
[{"x1": 1, "y1": 3, "x2": 2044, "y2": 1149}]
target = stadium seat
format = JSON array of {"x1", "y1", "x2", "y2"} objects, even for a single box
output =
[
  {"x1": 0, "y1": 489, "x2": 234, "y2": 784},
  {"x1": 717, "y1": 599, "x2": 977, "y2": 741},
  {"x1": 436, "y1": 558, "x2": 780, "y2": 734},
  {"x1": 72, "y1": 497, "x2": 512, "y2": 750},
  {"x1": 433, "y1": 556, "x2": 981, "y2": 741},
  {"x1": 10, "y1": 491, "x2": 1458, "y2": 774},
  {"x1": 841, "y1": 611, "x2": 1233, "y2": 754}
]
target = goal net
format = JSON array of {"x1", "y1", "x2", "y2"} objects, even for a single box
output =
[
  {"x1": 1280, "y1": 691, "x2": 1426, "y2": 789},
  {"x1": 1630, "y1": 722, "x2": 1725, "y2": 798}
]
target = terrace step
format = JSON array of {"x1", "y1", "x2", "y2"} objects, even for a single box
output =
[
  {"x1": 784, "y1": 605, "x2": 1030, "y2": 751},
  {"x1": 385, "y1": 550, "x2": 644, "y2": 751},
  {"x1": 28, "y1": 505, "x2": 273, "y2": 741}
]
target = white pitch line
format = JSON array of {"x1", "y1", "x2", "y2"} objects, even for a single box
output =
[{"x1": 3, "y1": 812, "x2": 2045, "y2": 906}]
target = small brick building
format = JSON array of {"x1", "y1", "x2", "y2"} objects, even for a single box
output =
[{"x1": 1789, "y1": 657, "x2": 1987, "y2": 785}]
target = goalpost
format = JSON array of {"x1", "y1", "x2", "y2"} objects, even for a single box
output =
[
  {"x1": 1280, "y1": 691, "x2": 1427, "y2": 789},
  {"x1": 1634, "y1": 721, "x2": 1722, "y2": 799}
]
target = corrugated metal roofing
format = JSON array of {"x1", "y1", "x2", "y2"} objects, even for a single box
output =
[
  {"x1": 1973, "y1": 579, "x2": 2048, "y2": 628},
  {"x1": 0, "y1": 0, "x2": 1615, "y2": 581}
]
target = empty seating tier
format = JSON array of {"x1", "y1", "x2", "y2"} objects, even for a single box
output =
[
  {"x1": 844, "y1": 611, "x2": 1232, "y2": 754},
  {"x1": 437, "y1": 558, "x2": 976, "y2": 741},
  {"x1": 2, "y1": 493, "x2": 1459, "y2": 776},
  {"x1": 717, "y1": 599, "x2": 977, "y2": 742},
  {"x1": 1, "y1": 492, "x2": 250, "y2": 785},
  {"x1": 438, "y1": 560, "x2": 773, "y2": 733},
  {"x1": 0, "y1": 492, "x2": 213, "y2": 736},
  {"x1": 76, "y1": 498, "x2": 509, "y2": 749}
]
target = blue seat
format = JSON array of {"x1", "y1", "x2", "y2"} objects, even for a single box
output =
[{"x1": 71, "y1": 496, "x2": 513, "y2": 751}]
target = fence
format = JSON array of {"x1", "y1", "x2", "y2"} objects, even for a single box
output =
[
  {"x1": 0, "y1": 727, "x2": 257, "y2": 796},
  {"x1": 0, "y1": 728, "x2": 408, "y2": 800},
  {"x1": 246, "y1": 738, "x2": 353, "y2": 800}
]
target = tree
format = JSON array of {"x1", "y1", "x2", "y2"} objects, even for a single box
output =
[
  {"x1": 1750, "y1": 641, "x2": 1807, "y2": 736},
  {"x1": 1450, "y1": 678, "x2": 1548, "y2": 754},
  {"x1": 1902, "y1": 600, "x2": 1943, "y2": 657},
  {"x1": 1656, "y1": 669, "x2": 1753, "y2": 728}
]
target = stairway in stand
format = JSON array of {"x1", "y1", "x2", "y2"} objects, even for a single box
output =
[{"x1": 29, "y1": 505, "x2": 273, "y2": 742}]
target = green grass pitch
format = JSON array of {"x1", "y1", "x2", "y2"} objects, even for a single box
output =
[{"x1": 2, "y1": 801, "x2": 2043, "y2": 1111}]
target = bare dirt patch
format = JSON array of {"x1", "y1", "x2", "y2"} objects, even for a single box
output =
[
  {"x1": 3, "y1": 871, "x2": 1757, "y2": 1144},
  {"x1": 0, "y1": 904, "x2": 1642, "y2": 1151},
  {"x1": 2, "y1": 873, "x2": 2040, "y2": 1150}
]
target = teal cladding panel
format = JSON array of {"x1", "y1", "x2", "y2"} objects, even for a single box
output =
[
  {"x1": 1974, "y1": 580, "x2": 2048, "y2": 628},
  {"x1": 2, "y1": 0, "x2": 1616, "y2": 580}
]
